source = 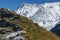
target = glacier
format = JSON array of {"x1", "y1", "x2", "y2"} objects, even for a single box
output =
[{"x1": 16, "y1": 2, "x2": 60, "y2": 31}]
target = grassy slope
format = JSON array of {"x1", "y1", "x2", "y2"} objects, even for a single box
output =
[
  {"x1": 0, "y1": 8, "x2": 60, "y2": 40},
  {"x1": 19, "y1": 16, "x2": 60, "y2": 40}
]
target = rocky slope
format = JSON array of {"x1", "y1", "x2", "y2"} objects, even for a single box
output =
[
  {"x1": 0, "y1": 8, "x2": 25, "y2": 40},
  {"x1": 0, "y1": 8, "x2": 60, "y2": 40}
]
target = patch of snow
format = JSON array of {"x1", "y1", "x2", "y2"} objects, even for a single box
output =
[{"x1": 5, "y1": 31, "x2": 26, "y2": 40}]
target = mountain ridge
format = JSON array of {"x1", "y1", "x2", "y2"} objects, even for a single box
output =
[{"x1": 16, "y1": 2, "x2": 60, "y2": 31}]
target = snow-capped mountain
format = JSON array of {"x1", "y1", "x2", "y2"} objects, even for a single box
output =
[{"x1": 16, "y1": 2, "x2": 60, "y2": 31}]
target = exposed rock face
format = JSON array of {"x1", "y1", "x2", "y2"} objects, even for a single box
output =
[
  {"x1": 0, "y1": 8, "x2": 14, "y2": 18},
  {"x1": 0, "y1": 20, "x2": 11, "y2": 27}
]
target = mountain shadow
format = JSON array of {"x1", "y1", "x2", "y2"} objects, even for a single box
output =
[{"x1": 50, "y1": 23, "x2": 60, "y2": 37}]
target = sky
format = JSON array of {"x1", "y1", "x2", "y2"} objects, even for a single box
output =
[{"x1": 0, "y1": 0, "x2": 60, "y2": 10}]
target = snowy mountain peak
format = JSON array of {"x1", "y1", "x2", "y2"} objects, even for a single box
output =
[
  {"x1": 16, "y1": 3, "x2": 40, "y2": 17},
  {"x1": 16, "y1": 2, "x2": 60, "y2": 31}
]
